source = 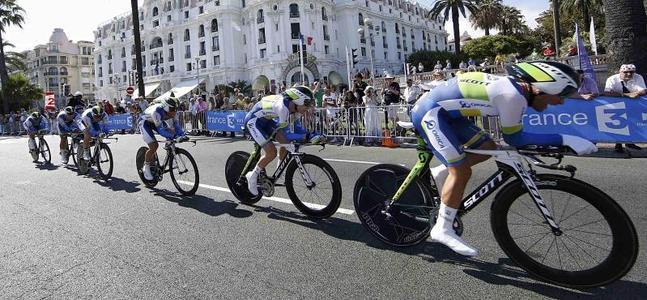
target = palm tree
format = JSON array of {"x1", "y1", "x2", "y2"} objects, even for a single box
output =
[
  {"x1": 602, "y1": 0, "x2": 647, "y2": 76},
  {"x1": 429, "y1": 0, "x2": 479, "y2": 55},
  {"x1": 0, "y1": 0, "x2": 25, "y2": 113},
  {"x1": 560, "y1": 0, "x2": 603, "y2": 31},
  {"x1": 3, "y1": 41, "x2": 25, "y2": 73},
  {"x1": 551, "y1": 0, "x2": 562, "y2": 57},
  {"x1": 469, "y1": 0, "x2": 502, "y2": 36},
  {"x1": 497, "y1": 6, "x2": 525, "y2": 35}
]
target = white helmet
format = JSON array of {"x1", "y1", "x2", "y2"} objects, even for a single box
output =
[
  {"x1": 73, "y1": 91, "x2": 83, "y2": 97},
  {"x1": 506, "y1": 61, "x2": 580, "y2": 96}
]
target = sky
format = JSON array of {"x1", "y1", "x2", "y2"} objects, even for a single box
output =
[{"x1": 4, "y1": 0, "x2": 551, "y2": 52}]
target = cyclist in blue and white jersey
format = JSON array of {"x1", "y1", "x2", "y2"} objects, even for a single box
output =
[
  {"x1": 79, "y1": 105, "x2": 107, "y2": 161},
  {"x1": 23, "y1": 111, "x2": 48, "y2": 153},
  {"x1": 57, "y1": 106, "x2": 80, "y2": 164},
  {"x1": 139, "y1": 94, "x2": 187, "y2": 180},
  {"x1": 244, "y1": 85, "x2": 323, "y2": 195},
  {"x1": 411, "y1": 61, "x2": 597, "y2": 256}
]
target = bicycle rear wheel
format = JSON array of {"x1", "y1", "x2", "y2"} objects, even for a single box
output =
[
  {"x1": 170, "y1": 148, "x2": 199, "y2": 195},
  {"x1": 136, "y1": 146, "x2": 159, "y2": 188},
  {"x1": 491, "y1": 174, "x2": 639, "y2": 288},
  {"x1": 225, "y1": 151, "x2": 262, "y2": 204},
  {"x1": 285, "y1": 154, "x2": 342, "y2": 218},
  {"x1": 70, "y1": 140, "x2": 79, "y2": 168},
  {"x1": 96, "y1": 143, "x2": 113, "y2": 180},
  {"x1": 39, "y1": 138, "x2": 51, "y2": 164},
  {"x1": 353, "y1": 164, "x2": 437, "y2": 247},
  {"x1": 77, "y1": 146, "x2": 89, "y2": 175}
]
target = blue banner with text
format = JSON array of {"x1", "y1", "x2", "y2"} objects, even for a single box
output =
[
  {"x1": 523, "y1": 97, "x2": 647, "y2": 142},
  {"x1": 104, "y1": 114, "x2": 135, "y2": 131},
  {"x1": 206, "y1": 111, "x2": 247, "y2": 132}
]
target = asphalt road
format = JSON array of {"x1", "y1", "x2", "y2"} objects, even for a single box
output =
[{"x1": 1, "y1": 134, "x2": 646, "y2": 299}]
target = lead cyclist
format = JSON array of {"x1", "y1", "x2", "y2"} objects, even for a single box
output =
[{"x1": 411, "y1": 61, "x2": 597, "y2": 256}]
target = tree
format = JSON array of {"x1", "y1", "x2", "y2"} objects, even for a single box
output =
[
  {"x1": 429, "y1": 0, "x2": 479, "y2": 55},
  {"x1": 602, "y1": 0, "x2": 647, "y2": 76},
  {"x1": 530, "y1": 7, "x2": 606, "y2": 54},
  {"x1": 560, "y1": 0, "x2": 603, "y2": 32},
  {"x1": 497, "y1": 6, "x2": 527, "y2": 36},
  {"x1": 3, "y1": 41, "x2": 25, "y2": 73},
  {"x1": 469, "y1": 0, "x2": 502, "y2": 36},
  {"x1": 0, "y1": 73, "x2": 43, "y2": 111},
  {"x1": 0, "y1": 0, "x2": 25, "y2": 113},
  {"x1": 462, "y1": 35, "x2": 534, "y2": 60}
]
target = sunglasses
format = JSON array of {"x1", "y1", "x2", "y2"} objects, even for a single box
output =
[{"x1": 622, "y1": 71, "x2": 635, "y2": 74}]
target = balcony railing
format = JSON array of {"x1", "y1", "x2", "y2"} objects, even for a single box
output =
[
  {"x1": 257, "y1": 16, "x2": 264, "y2": 23},
  {"x1": 60, "y1": 71, "x2": 68, "y2": 76},
  {"x1": 169, "y1": 56, "x2": 174, "y2": 62},
  {"x1": 360, "y1": 38, "x2": 366, "y2": 44},
  {"x1": 322, "y1": 15, "x2": 328, "y2": 21},
  {"x1": 324, "y1": 34, "x2": 330, "y2": 41},
  {"x1": 291, "y1": 33, "x2": 299, "y2": 39},
  {"x1": 258, "y1": 37, "x2": 266, "y2": 44}
]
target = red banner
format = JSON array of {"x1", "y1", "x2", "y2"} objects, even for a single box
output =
[{"x1": 44, "y1": 92, "x2": 56, "y2": 113}]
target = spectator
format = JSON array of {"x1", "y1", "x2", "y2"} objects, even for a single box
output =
[
  {"x1": 459, "y1": 60, "x2": 467, "y2": 70},
  {"x1": 574, "y1": 70, "x2": 599, "y2": 100},
  {"x1": 417, "y1": 62, "x2": 424, "y2": 73},
  {"x1": 67, "y1": 91, "x2": 85, "y2": 109},
  {"x1": 420, "y1": 70, "x2": 446, "y2": 90},
  {"x1": 341, "y1": 88, "x2": 360, "y2": 137},
  {"x1": 444, "y1": 59, "x2": 452, "y2": 70},
  {"x1": 363, "y1": 86, "x2": 380, "y2": 145},
  {"x1": 353, "y1": 73, "x2": 368, "y2": 100},
  {"x1": 208, "y1": 95, "x2": 216, "y2": 110},
  {"x1": 404, "y1": 78, "x2": 422, "y2": 105},
  {"x1": 115, "y1": 102, "x2": 126, "y2": 114},
  {"x1": 214, "y1": 90, "x2": 225, "y2": 110},
  {"x1": 103, "y1": 100, "x2": 115, "y2": 115},
  {"x1": 467, "y1": 58, "x2": 477, "y2": 72},
  {"x1": 495, "y1": 53, "x2": 505, "y2": 72},
  {"x1": 234, "y1": 92, "x2": 247, "y2": 110},
  {"x1": 604, "y1": 64, "x2": 646, "y2": 152},
  {"x1": 196, "y1": 97, "x2": 209, "y2": 134},
  {"x1": 382, "y1": 74, "x2": 401, "y2": 130},
  {"x1": 311, "y1": 81, "x2": 324, "y2": 108},
  {"x1": 434, "y1": 60, "x2": 443, "y2": 70},
  {"x1": 138, "y1": 97, "x2": 149, "y2": 112}
]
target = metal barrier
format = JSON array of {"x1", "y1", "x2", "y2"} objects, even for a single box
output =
[{"x1": 177, "y1": 111, "x2": 213, "y2": 135}]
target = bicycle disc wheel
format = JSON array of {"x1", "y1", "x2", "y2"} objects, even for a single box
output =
[
  {"x1": 285, "y1": 154, "x2": 342, "y2": 218},
  {"x1": 136, "y1": 146, "x2": 159, "y2": 188},
  {"x1": 353, "y1": 164, "x2": 436, "y2": 247},
  {"x1": 39, "y1": 138, "x2": 51, "y2": 164},
  {"x1": 491, "y1": 174, "x2": 638, "y2": 288},
  {"x1": 225, "y1": 151, "x2": 262, "y2": 204},
  {"x1": 170, "y1": 148, "x2": 199, "y2": 196},
  {"x1": 77, "y1": 146, "x2": 89, "y2": 175},
  {"x1": 96, "y1": 143, "x2": 113, "y2": 180}
]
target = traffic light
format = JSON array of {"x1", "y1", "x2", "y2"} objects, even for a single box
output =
[
  {"x1": 302, "y1": 44, "x2": 308, "y2": 64},
  {"x1": 63, "y1": 84, "x2": 70, "y2": 96},
  {"x1": 351, "y1": 48, "x2": 359, "y2": 68}
]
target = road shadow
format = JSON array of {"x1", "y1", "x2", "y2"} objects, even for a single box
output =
[
  {"x1": 93, "y1": 176, "x2": 142, "y2": 193},
  {"x1": 151, "y1": 187, "x2": 253, "y2": 219},
  {"x1": 34, "y1": 162, "x2": 59, "y2": 171},
  {"x1": 252, "y1": 206, "x2": 647, "y2": 297}
]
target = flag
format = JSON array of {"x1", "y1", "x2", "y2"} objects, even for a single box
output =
[
  {"x1": 589, "y1": 17, "x2": 598, "y2": 56},
  {"x1": 299, "y1": 33, "x2": 305, "y2": 45},
  {"x1": 574, "y1": 24, "x2": 599, "y2": 94},
  {"x1": 44, "y1": 92, "x2": 56, "y2": 113}
]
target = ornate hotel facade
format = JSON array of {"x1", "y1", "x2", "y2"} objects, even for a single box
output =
[{"x1": 93, "y1": 0, "x2": 447, "y2": 100}]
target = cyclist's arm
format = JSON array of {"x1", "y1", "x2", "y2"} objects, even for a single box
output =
[
  {"x1": 495, "y1": 93, "x2": 563, "y2": 147},
  {"x1": 23, "y1": 119, "x2": 33, "y2": 132},
  {"x1": 172, "y1": 116, "x2": 185, "y2": 137}
]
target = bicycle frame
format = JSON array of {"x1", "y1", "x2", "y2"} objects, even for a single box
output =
[
  {"x1": 388, "y1": 139, "x2": 562, "y2": 233},
  {"x1": 156, "y1": 141, "x2": 194, "y2": 177},
  {"x1": 239, "y1": 143, "x2": 315, "y2": 188}
]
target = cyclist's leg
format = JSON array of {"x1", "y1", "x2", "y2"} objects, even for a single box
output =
[
  {"x1": 59, "y1": 129, "x2": 70, "y2": 163},
  {"x1": 27, "y1": 131, "x2": 36, "y2": 151},
  {"x1": 245, "y1": 117, "x2": 277, "y2": 195}
]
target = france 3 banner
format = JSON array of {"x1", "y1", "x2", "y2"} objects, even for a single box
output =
[
  {"x1": 524, "y1": 97, "x2": 647, "y2": 143},
  {"x1": 103, "y1": 114, "x2": 135, "y2": 131},
  {"x1": 206, "y1": 111, "x2": 246, "y2": 132}
]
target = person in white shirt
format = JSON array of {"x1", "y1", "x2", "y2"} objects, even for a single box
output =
[
  {"x1": 420, "y1": 70, "x2": 446, "y2": 91},
  {"x1": 404, "y1": 79, "x2": 422, "y2": 105},
  {"x1": 604, "y1": 64, "x2": 647, "y2": 98},
  {"x1": 362, "y1": 86, "x2": 381, "y2": 145},
  {"x1": 603, "y1": 64, "x2": 645, "y2": 152}
]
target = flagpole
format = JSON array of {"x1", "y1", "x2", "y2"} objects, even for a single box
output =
[
  {"x1": 575, "y1": 24, "x2": 582, "y2": 70},
  {"x1": 345, "y1": 46, "x2": 351, "y2": 86},
  {"x1": 299, "y1": 35, "x2": 305, "y2": 84}
]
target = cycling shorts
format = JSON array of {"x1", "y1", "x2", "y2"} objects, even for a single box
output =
[
  {"x1": 413, "y1": 105, "x2": 490, "y2": 167},
  {"x1": 139, "y1": 120, "x2": 160, "y2": 144},
  {"x1": 58, "y1": 123, "x2": 79, "y2": 135},
  {"x1": 78, "y1": 119, "x2": 101, "y2": 136},
  {"x1": 246, "y1": 117, "x2": 277, "y2": 146}
]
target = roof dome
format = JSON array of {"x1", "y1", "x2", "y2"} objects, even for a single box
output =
[{"x1": 49, "y1": 28, "x2": 69, "y2": 44}]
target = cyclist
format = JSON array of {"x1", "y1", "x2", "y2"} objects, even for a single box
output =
[
  {"x1": 244, "y1": 85, "x2": 323, "y2": 196},
  {"x1": 411, "y1": 61, "x2": 597, "y2": 256},
  {"x1": 79, "y1": 105, "x2": 107, "y2": 161},
  {"x1": 57, "y1": 106, "x2": 81, "y2": 164},
  {"x1": 139, "y1": 94, "x2": 187, "y2": 181},
  {"x1": 23, "y1": 111, "x2": 48, "y2": 155}
]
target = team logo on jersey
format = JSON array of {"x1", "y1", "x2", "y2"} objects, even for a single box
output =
[{"x1": 424, "y1": 120, "x2": 437, "y2": 130}]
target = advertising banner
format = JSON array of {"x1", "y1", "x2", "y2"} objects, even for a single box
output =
[
  {"x1": 104, "y1": 113, "x2": 135, "y2": 131},
  {"x1": 523, "y1": 97, "x2": 647, "y2": 142},
  {"x1": 206, "y1": 111, "x2": 247, "y2": 132}
]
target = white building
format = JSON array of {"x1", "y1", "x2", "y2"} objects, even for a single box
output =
[{"x1": 93, "y1": 0, "x2": 448, "y2": 100}]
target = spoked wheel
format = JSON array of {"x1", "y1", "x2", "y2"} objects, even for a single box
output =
[
  {"x1": 77, "y1": 146, "x2": 89, "y2": 175},
  {"x1": 353, "y1": 164, "x2": 437, "y2": 247},
  {"x1": 136, "y1": 146, "x2": 159, "y2": 188},
  {"x1": 225, "y1": 151, "x2": 262, "y2": 204},
  {"x1": 491, "y1": 174, "x2": 639, "y2": 288},
  {"x1": 96, "y1": 143, "x2": 114, "y2": 180},
  {"x1": 70, "y1": 141, "x2": 79, "y2": 168},
  {"x1": 285, "y1": 154, "x2": 342, "y2": 218},
  {"x1": 169, "y1": 148, "x2": 199, "y2": 195},
  {"x1": 39, "y1": 138, "x2": 51, "y2": 164}
]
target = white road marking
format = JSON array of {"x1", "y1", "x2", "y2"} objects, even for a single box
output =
[
  {"x1": 324, "y1": 158, "x2": 406, "y2": 167},
  {"x1": 176, "y1": 180, "x2": 355, "y2": 215}
]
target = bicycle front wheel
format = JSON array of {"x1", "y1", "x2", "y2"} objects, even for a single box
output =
[
  {"x1": 170, "y1": 148, "x2": 199, "y2": 195},
  {"x1": 39, "y1": 138, "x2": 51, "y2": 164},
  {"x1": 70, "y1": 141, "x2": 79, "y2": 168},
  {"x1": 96, "y1": 143, "x2": 113, "y2": 180},
  {"x1": 491, "y1": 174, "x2": 639, "y2": 288},
  {"x1": 353, "y1": 164, "x2": 436, "y2": 247},
  {"x1": 285, "y1": 154, "x2": 342, "y2": 218}
]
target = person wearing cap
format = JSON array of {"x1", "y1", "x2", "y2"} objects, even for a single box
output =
[
  {"x1": 404, "y1": 79, "x2": 422, "y2": 105},
  {"x1": 382, "y1": 74, "x2": 401, "y2": 130},
  {"x1": 604, "y1": 64, "x2": 647, "y2": 98}
]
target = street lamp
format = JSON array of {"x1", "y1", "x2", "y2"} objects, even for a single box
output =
[
  {"x1": 358, "y1": 17, "x2": 375, "y2": 82},
  {"x1": 195, "y1": 57, "x2": 201, "y2": 94}
]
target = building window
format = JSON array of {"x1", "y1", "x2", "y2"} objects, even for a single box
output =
[
  {"x1": 121, "y1": 61, "x2": 126, "y2": 72},
  {"x1": 395, "y1": 23, "x2": 399, "y2": 34},
  {"x1": 358, "y1": 13, "x2": 364, "y2": 25},
  {"x1": 292, "y1": 44, "x2": 299, "y2": 53},
  {"x1": 324, "y1": 45, "x2": 329, "y2": 54},
  {"x1": 168, "y1": 33, "x2": 174, "y2": 44},
  {"x1": 243, "y1": 34, "x2": 246, "y2": 45},
  {"x1": 199, "y1": 6, "x2": 204, "y2": 14},
  {"x1": 99, "y1": 80, "x2": 103, "y2": 87},
  {"x1": 186, "y1": 63, "x2": 192, "y2": 71},
  {"x1": 257, "y1": 9, "x2": 264, "y2": 23},
  {"x1": 107, "y1": 50, "x2": 112, "y2": 60},
  {"x1": 321, "y1": 7, "x2": 327, "y2": 20},
  {"x1": 121, "y1": 47, "x2": 126, "y2": 57},
  {"x1": 211, "y1": 18, "x2": 218, "y2": 32},
  {"x1": 382, "y1": 21, "x2": 386, "y2": 32},
  {"x1": 151, "y1": 37, "x2": 163, "y2": 49},
  {"x1": 170, "y1": 65, "x2": 175, "y2": 72},
  {"x1": 290, "y1": 23, "x2": 300, "y2": 39},
  {"x1": 200, "y1": 60, "x2": 206, "y2": 68},
  {"x1": 213, "y1": 55, "x2": 220, "y2": 66},
  {"x1": 185, "y1": 45, "x2": 191, "y2": 58},
  {"x1": 384, "y1": 52, "x2": 387, "y2": 59},
  {"x1": 212, "y1": 36, "x2": 220, "y2": 51},
  {"x1": 199, "y1": 41, "x2": 206, "y2": 55},
  {"x1": 289, "y1": 3, "x2": 299, "y2": 18},
  {"x1": 167, "y1": 15, "x2": 172, "y2": 22},
  {"x1": 260, "y1": 48, "x2": 266, "y2": 58},
  {"x1": 184, "y1": 29, "x2": 190, "y2": 41},
  {"x1": 323, "y1": 25, "x2": 329, "y2": 40},
  {"x1": 199, "y1": 25, "x2": 205, "y2": 37},
  {"x1": 258, "y1": 28, "x2": 266, "y2": 44},
  {"x1": 169, "y1": 48, "x2": 174, "y2": 61},
  {"x1": 184, "y1": 11, "x2": 189, "y2": 19},
  {"x1": 108, "y1": 63, "x2": 113, "y2": 74},
  {"x1": 153, "y1": 20, "x2": 159, "y2": 27},
  {"x1": 98, "y1": 67, "x2": 103, "y2": 77},
  {"x1": 81, "y1": 57, "x2": 90, "y2": 65},
  {"x1": 242, "y1": 0, "x2": 246, "y2": 8},
  {"x1": 361, "y1": 47, "x2": 366, "y2": 57}
]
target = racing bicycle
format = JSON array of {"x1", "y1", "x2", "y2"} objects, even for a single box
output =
[
  {"x1": 136, "y1": 138, "x2": 199, "y2": 195},
  {"x1": 64, "y1": 131, "x2": 82, "y2": 167},
  {"x1": 30, "y1": 129, "x2": 51, "y2": 164},
  {"x1": 225, "y1": 141, "x2": 342, "y2": 218},
  {"x1": 77, "y1": 134, "x2": 116, "y2": 180},
  {"x1": 353, "y1": 137, "x2": 638, "y2": 288}
]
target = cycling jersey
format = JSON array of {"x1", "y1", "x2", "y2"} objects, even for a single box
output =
[
  {"x1": 80, "y1": 108, "x2": 106, "y2": 137},
  {"x1": 23, "y1": 116, "x2": 47, "y2": 133},
  {"x1": 411, "y1": 72, "x2": 563, "y2": 166},
  {"x1": 244, "y1": 95, "x2": 291, "y2": 145},
  {"x1": 56, "y1": 111, "x2": 80, "y2": 134},
  {"x1": 139, "y1": 103, "x2": 184, "y2": 143}
]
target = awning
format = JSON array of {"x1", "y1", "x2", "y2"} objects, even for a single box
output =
[
  {"x1": 153, "y1": 78, "x2": 203, "y2": 102},
  {"x1": 144, "y1": 82, "x2": 161, "y2": 97}
]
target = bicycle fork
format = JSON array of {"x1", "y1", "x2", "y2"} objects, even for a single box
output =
[{"x1": 385, "y1": 141, "x2": 433, "y2": 216}]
